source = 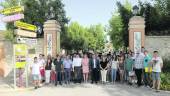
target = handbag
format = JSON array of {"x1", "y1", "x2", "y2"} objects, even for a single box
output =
[{"x1": 129, "y1": 71, "x2": 135, "y2": 76}]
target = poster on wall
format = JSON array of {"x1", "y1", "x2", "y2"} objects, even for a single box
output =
[
  {"x1": 14, "y1": 44, "x2": 28, "y2": 68},
  {"x1": 134, "y1": 32, "x2": 141, "y2": 53},
  {"x1": 47, "y1": 34, "x2": 52, "y2": 56},
  {"x1": 13, "y1": 44, "x2": 28, "y2": 88}
]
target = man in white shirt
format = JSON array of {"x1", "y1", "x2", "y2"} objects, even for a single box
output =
[
  {"x1": 151, "y1": 51, "x2": 163, "y2": 92},
  {"x1": 72, "y1": 54, "x2": 82, "y2": 83}
]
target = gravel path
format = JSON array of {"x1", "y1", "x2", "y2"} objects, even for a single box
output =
[{"x1": 0, "y1": 83, "x2": 170, "y2": 96}]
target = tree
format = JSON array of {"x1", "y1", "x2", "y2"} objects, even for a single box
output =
[
  {"x1": 109, "y1": 1, "x2": 132, "y2": 49},
  {"x1": 139, "y1": 0, "x2": 170, "y2": 35},
  {"x1": 63, "y1": 22, "x2": 105, "y2": 52},
  {"x1": 64, "y1": 22, "x2": 88, "y2": 51},
  {"x1": 88, "y1": 24, "x2": 105, "y2": 51},
  {"x1": 0, "y1": 0, "x2": 68, "y2": 32},
  {"x1": 109, "y1": 13, "x2": 123, "y2": 49},
  {"x1": 116, "y1": 1, "x2": 132, "y2": 47}
]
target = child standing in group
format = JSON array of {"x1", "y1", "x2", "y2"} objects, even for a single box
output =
[{"x1": 30, "y1": 57, "x2": 41, "y2": 89}]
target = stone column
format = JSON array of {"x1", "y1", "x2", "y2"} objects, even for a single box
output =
[
  {"x1": 43, "y1": 20, "x2": 61, "y2": 57},
  {"x1": 128, "y1": 16, "x2": 145, "y2": 53}
]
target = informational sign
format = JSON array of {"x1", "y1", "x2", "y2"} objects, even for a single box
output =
[
  {"x1": 47, "y1": 34, "x2": 52, "y2": 56},
  {"x1": 1, "y1": 14, "x2": 24, "y2": 22},
  {"x1": 134, "y1": 32, "x2": 141, "y2": 53},
  {"x1": 15, "y1": 29, "x2": 37, "y2": 37},
  {"x1": 0, "y1": 6, "x2": 24, "y2": 15},
  {"x1": 14, "y1": 21, "x2": 37, "y2": 31},
  {"x1": 14, "y1": 44, "x2": 28, "y2": 68}
]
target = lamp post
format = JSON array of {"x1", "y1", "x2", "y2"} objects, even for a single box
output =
[{"x1": 132, "y1": 5, "x2": 139, "y2": 16}]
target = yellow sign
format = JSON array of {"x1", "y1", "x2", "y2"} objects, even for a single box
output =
[
  {"x1": 15, "y1": 29, "x2": 37, "y2": 37},
  {"x1": 15, "y1": 21, "x2": 37, "y2": 31},
  {"x1": 14, "y1": 44, "x2": 28, "y2": 68},
  {"x1": 0, "y1": 6, "x2": 24, "y2": 15}
]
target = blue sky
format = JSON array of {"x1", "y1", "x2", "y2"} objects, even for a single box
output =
[
  {"x1": 0, "y1": 0, "x2": 150, "y2": 30},
  {"x1": 62, "y1": 0, "x2": 141, "y2": 26}
]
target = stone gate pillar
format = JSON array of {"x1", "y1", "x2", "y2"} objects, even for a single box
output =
[
  {"x1": 128, "y1": 16, "x2": 145, "y2": 53},
  {"x1": 43, "y1": 20, "x2": 61, "y2": 57}
]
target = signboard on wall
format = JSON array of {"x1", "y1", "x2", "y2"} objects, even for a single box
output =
[
  {"x1": 134, "y1": 32, "x2": 141, "y2": 53},
  {"x1": 47, "y1": 34, "x2": 52, "y2": 56},
  {"x1": 1, "y1": 14, "x2": 24, "y2": 22},
  {"x1": 0, "y1": 6, "x2": 24, "y2": 15},
  {"x1": 14, "y1": 21, "x2": 37, "y2": 31},
  {"x1": 15, "y1": 29, "x2": 37, "y2": 37},
  {"x1": 14, "y1": 44, "x2": 28, "y2": 68}
]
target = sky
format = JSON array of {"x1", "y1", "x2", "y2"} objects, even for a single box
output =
[
  {"x1": 62, "y1": 0, "x2": 141, "y2": 26},
  {"x1": 0, "y1": 0, "x2": 150, "y2": 30}
]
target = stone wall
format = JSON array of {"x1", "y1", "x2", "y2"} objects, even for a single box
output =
[
  {"x1": 145, "y1": 36, "x2": 170, "y2": 58},
  {"x1": 35, "y1": 38, "x2": 44, "y2": 56},
  {"x1": 0, "y1": 40, "x2": 13, "y2": 77}
]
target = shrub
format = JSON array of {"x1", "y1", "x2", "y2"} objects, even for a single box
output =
[
  {"x1": 161, "y1": 73, "x2": 170, "y2": 91},
  {"x1": 162, "y1": 59, "x2": 170, "y2": 73}
]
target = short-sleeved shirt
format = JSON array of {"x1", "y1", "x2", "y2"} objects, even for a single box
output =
[
  {"x1": 31, "y1": 62, "x2": 41, "y2": 75},
  {"x1": 151, "y1": 57, "x2": 163, "y2": 72},
  {"x1": 111, "y1": 60, "x2": 118, "y2": 69},
  {"x1": 63, "y1": 59, "x2": 72, "y2": 69},
  {"x1": 100, "y1": 61, "x2": 107, "y2": 69},
  {"x1": 125, "y1": 57, "x2": 134, "y2": 71},
  {"x1": 53, "y1": 59, "x2": 63, "y2": 71},
  {"x1": 144, "y1": 54, "x2": 152, "y2": 68},
  {"x1": 134, "y1": 53, "x2": 144, "y2": 69}
]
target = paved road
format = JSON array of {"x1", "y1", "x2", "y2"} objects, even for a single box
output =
[{"x1": 0, "y1": 83, "x2": 170, "y2": 96}]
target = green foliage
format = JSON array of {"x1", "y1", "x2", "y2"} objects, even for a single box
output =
[
  {"x1": 109, "y1": 1, "x2": 132, "y2": 49},
  {"x1": 139, "y1": 0, "x2": 170, "y2": 35},
  {"x1": 162, "y1": 59, "x2": 170, "y2": 73},
  {"x1": 108, "y1": 13, "x2": 123, "y2": 49},
  {"x1": 161, "y1": 73, "x2": 170, "y2": 91},
  {"x1": 0, "y1": 0, "x2": 68, "y2": 31},
  {"x1": 3, "y1": 30, "x2": 14, "y2": 42},
  {"x1": 88, "y1": 24, "x2": 105, "y2": 51},
  {"x1": 63, "y1": 22, "x2": 105, "y2": 51},
  {"x1": 160, "y1": 58, "x2": 170, "y2": 91}
]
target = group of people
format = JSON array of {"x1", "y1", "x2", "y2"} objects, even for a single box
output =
[{"x1": 30, "y1": 48, "x2": 163, "y2": 92}]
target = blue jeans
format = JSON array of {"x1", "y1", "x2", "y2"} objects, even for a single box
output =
[
  {"x1": 64, "y1": 68, "x2": 71, "y2": 83},
  {"x1": 112, "y1": 69, "x2": 117, "y2": 82}
]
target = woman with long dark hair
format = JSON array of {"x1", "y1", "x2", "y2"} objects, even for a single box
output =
[{"x1": 45, "y1": 55, "x2": 52, "y2": 84}]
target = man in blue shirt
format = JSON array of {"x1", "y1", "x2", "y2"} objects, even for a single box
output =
[{"x1": 63, "y1": 55, "x2": 72, "y2": 84}]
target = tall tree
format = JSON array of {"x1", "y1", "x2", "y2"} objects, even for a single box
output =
[
  {"x1": 0, "y1": 0, "x2": 68, "y2": 32},
  {"x1": 109, "y1": 13, "x2": 123, "y2": 49},
  {"x1": 88, "y1": 24, "x2": 105, "y2": 51},
  {"x1": 117, "y1": 1, "x2": 132, "y2": 47}
]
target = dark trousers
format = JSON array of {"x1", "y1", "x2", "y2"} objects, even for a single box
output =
[
  {"x1": 74, "y1": 67, "x2": 82, "y2": 83},
  {"x1": 135, "y1": 69, "x2": 143, "y2": 86},
  {"x1": 64, "y1": 68, "x2": 71, "y2": 83},
  {"x1": 91, "y1": 68, "x2": 99, "y2": 83},
  {"x1": 55, "y1": 71, "x2": 62, "y2": 85}
]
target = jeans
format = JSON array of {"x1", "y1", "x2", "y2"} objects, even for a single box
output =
[
  {"x1": 144, "y1": 72, "x2": 152, "y2": 86},
  {"x1": 64, "y1": 68, "x2": 71, "y2": 83},
  {"x1": 112, "y1": 69, "x2": 117, "y2": 82}
]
